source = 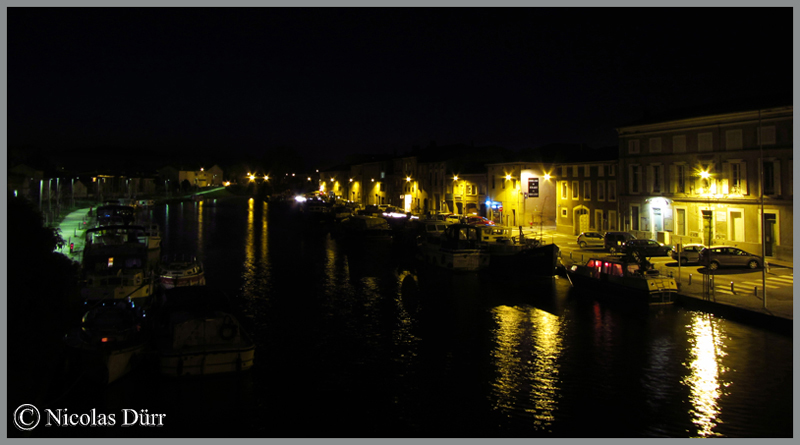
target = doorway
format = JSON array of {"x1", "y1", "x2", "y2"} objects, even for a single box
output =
[
  {"x1": 764, "y1": 213, "x2": 777, "y2": 256},
  {"x1": 573, "y1": 207, "x2": 589, "y2": 235},
  {"x1": 730, "y1": 210, "x2": 744, "y2": 242},
  {"x1": 676, "y1": 208, "x2": 686, "y2": 236},
  {"x1": 652, "y1": 207, "x2": 663, "y2": 232}
]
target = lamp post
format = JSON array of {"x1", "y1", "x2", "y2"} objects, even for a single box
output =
[
  {"x1": 699, "y1": 170, "x2": 713, "y2": 247},
  {"x1": 453, "y1": 175, "x2": 461, "y2": 218},
  {"x1": 758, "y1": 110, "x2": 767, "y2": 308}
]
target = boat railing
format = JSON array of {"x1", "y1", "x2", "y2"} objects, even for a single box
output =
[{"x1": 83, "y1": 271, "x2": 155, "y2": 309}]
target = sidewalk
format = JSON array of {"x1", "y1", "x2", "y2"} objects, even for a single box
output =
[
  {"x1": 54, "y1": 207, "x2": 94, "y2": 263},
  {"x1": 672, "y1": 269, "x2": 792, "y2": 329}
]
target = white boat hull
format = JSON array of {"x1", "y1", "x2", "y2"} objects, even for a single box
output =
[{"x1": 160, "y1": 346, "x2": 255, "y2": 377}]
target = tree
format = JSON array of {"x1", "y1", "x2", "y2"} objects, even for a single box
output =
[{"x1": 7, "y1": 193, "x2": 83, "y2": 410}]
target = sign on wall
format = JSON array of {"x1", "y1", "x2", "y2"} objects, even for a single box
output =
[{"x1": 528, "y1": 178, "x2": 539, "y2": 197}]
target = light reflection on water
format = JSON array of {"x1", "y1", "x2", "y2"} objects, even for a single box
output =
[
  {"x1": 241, "y1": 198, "x2": 272, "y2": 300},
  {"x1": 683, "y1": 312, "x2": 729, "y2": 438},
  {"x1": 196, "y1": 200, "x2": 203, "y2": 256},
  {"x1": 142, "y1": 197, "x2": 791, "y2": 438},
  {"x1": 489, "y1": 305, "x2": 563, "y2": 432}
]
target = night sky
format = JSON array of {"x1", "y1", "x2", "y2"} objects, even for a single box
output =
[{"x1": 8, "y1": 7, "x2": 793, "y2": 168}]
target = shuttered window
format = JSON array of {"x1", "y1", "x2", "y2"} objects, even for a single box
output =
[
  {"x1": 698, "y1": 132, "x2": 713, "y2": 152},
  {"x1": 673, "y1": 135, "x2": 686, "y2": 153},
  {"x1": 758, "y1": 126, "x2": 776, "y2": 145},
  {"x1": 726, "y1": 129, "x2": 742, "y2": 150},
  {"x1": 649, "y1": 137, "x2": 662, "y2": 153}
]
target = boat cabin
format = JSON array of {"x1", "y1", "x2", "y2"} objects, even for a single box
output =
[
  {"x1": 441, "y1": 224, "x2": 483, "y2": 250},
  {"x1": 96, "y1": 204, "x2": 136, "y2": 225},
  {"x1": 585, "y1": 256, "x2": 659, "y2": 279}
]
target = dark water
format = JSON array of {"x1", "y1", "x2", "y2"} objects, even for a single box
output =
[{"x1": 49, "y1": 197, "x2": 794, "y2": 438}]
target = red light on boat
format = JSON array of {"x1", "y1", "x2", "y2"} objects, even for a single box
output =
[{"x1": 101, "y1": 337, "x2": 109, "y2": 342}]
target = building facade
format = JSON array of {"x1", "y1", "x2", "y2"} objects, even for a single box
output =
[
  {"x1": 617, "y1": 105, "x2": 792, "y2": 262},
  {"x1": 486, "y1": 162, "x2": 557, "y2": 228},
  {"x1": 555, "y1": 160, "x2": 619, "y2": 235}
]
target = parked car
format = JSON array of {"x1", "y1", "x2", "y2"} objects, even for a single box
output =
[
  {"x1": 604, "y1": 231, "x2": 636, "y2": 253},
  {"x1": 671, "y1": 243, "x2": 705, "y2": 265},
  {"x1": 576, "y1": 231, "x2": 604, "y2": 249},
  {"x1": 466, "y1": 216, "x2": 496, "y2": 226},
  {"x1": 698, "y1": 246, "x2": 763, "y2": 270},
  {"x1": 620, "y1": 239, "x2": 673, "y2": 257},
  {"x1": 445, "y1": 214, "x2": 462, "y2": 224}
]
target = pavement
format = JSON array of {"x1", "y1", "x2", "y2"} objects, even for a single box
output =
[{"x1": 54, "y1": 207, "x2": 95, "y2": 263}]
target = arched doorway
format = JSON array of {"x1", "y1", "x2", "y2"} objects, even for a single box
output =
[{"x1": 573, "y1": 206, "x2": 589, "y2": 235}]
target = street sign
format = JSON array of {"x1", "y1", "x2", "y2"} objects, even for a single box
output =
[{"x1": 528, "y1": 178, "x2": 539, "y2": 197}]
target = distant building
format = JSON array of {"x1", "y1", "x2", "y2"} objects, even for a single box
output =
[
  {"x1": 8, "y1": 164, "x2": 43, "y2": 201},
  {"x1": 319, "y1": 165, "x2": 352, "y2": 200},
  {"x1": 485, "y1": 162, "x2": 556, "y2": 228},
  {"x1": 206, "y1": 164, "x2": 224, "y2": 186},
  {"x1": 169, "y1": 164, "x2": 225, "y2": 190},
  {"x1": 616, "y1": 103, "x2": 792, "y2": 262}
]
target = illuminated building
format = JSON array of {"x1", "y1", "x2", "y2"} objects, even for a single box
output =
[
  {"x1": 616, "y1": 103, "x2": 792, "y2": 262},
  {"x1": 554, "y1": 155, "x2": 619, "y2": 236},
  {"x1": 485, "y1": 162, "x2": 556, "y2": 227}
]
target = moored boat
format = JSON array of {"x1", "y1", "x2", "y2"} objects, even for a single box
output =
[
  {"x1": 417, "y1": 223, "x2": 490, "y2": 272},
  {"x1": 63, "y1": 301, "x2": 151, "y2": 384},
  {"x1": 334, "y1": 215, "x2": 394, "y2": 243},
  {"x1": 156, "y1": 287, "x2": 255, "y2": 377},
  {"x1": 158, "y1": 256, "x2": 206, "y2": 289},
  {"x1": 82, "y1": 225, "x2": 158, "y2": 306},
  {"x1": 566, "y1": 253, "x2": 677, "y2": 305},
  {"x1": 143, "y1": 223, "x2": 162, "y2": 251},
  {"x1": 95, "y1": 204, "x2": 136, "y2": 227},
  {"x1": 477, "y1": 225, "x2": 561, "y2": 276}
]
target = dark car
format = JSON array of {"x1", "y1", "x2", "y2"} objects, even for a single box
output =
[
  {"x1": 620, "y1": 239, "x2": 673, "y2": 257},
  {"x1": 698, "y1": 246, "x2": 763, "y2": 270},
  {"x1": 604, "y1": 231, "x2": 636, "y2": 253},
  {"x1": 577, "y1": 231, "x2": 604, "y2": 248}
]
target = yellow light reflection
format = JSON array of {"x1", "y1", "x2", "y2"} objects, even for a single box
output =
[
  {"x1": 682, "y1": 313, "x2": 729, "y2": 438},
  {"x1": 196, "y1": 200, "x2": 203, "y2": 255},
  {"x1": 262, "y1": 201, "x2": 268, "y2": 266},
  {"x1": 242, "y1": 198, "x2": 256, "y2": 299},
  {"x1": 490, "y1": 305, "x2": 563, "y2": 431}
]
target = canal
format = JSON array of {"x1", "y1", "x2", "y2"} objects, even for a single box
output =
[{"x1": 54, "y1": 196, "x2": 794, "y2": 438}]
